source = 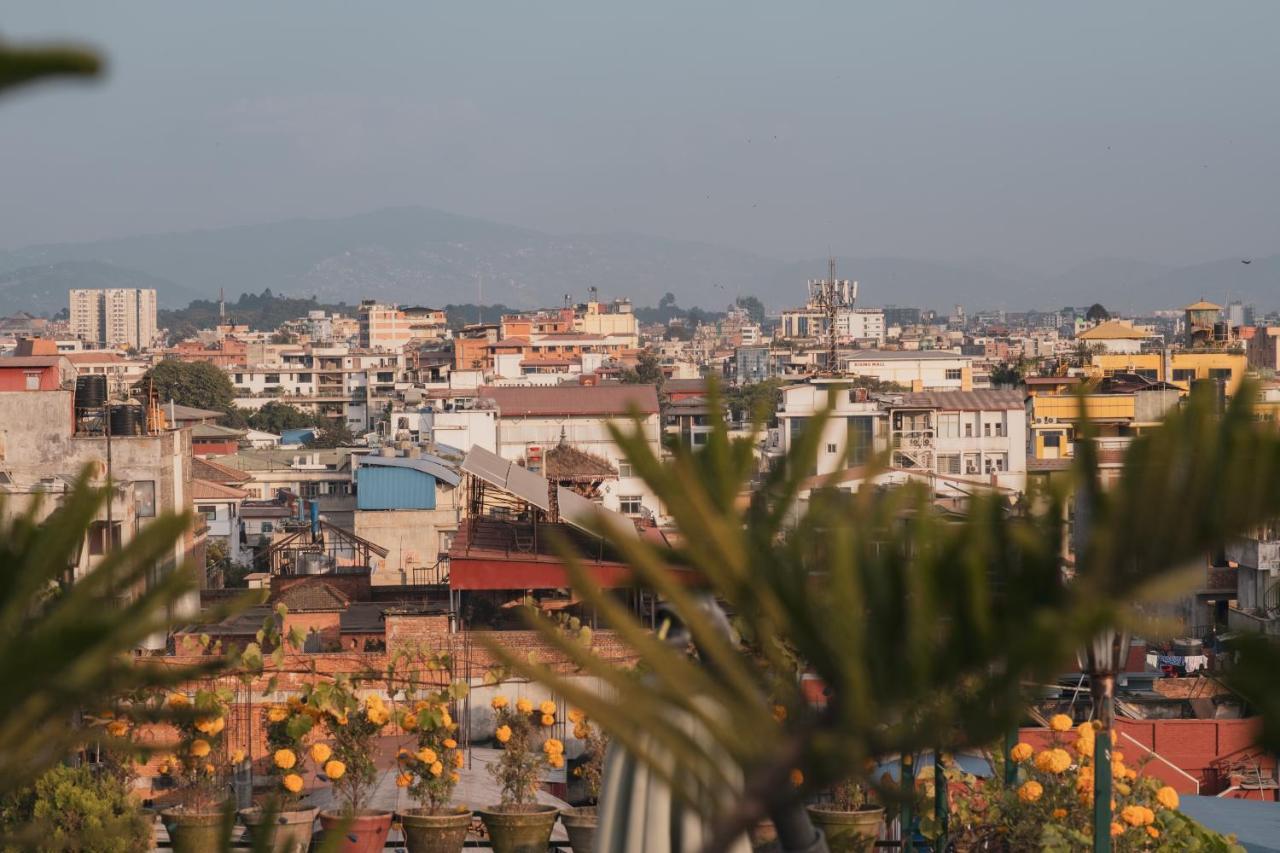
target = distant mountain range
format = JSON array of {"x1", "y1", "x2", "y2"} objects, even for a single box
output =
[{"x1": 0, "y1": 206, "x2": 1275, "y2": 316}]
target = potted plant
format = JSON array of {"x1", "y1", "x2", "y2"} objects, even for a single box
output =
[
  {"x1": 239, "y1": 694, "x2": 324, "y2": 852},
  {"x1": 806, "y1": 778, "x2": 884, "y2": 853},
  {"x1": 559, "y1": 707, "x2": 607, "y2": 853},
  {"x1": 158, "y1": 688, "x2": 233, "y2": 853},
  {"x1": 394, "y1": 689, "x2": 471, "y2": 853},
  {"x1": 313, "y1": 678, "x2": 393, "y2": 852},
  {"x1": 478, "y1": 694, "x2": 561, "y2": 853}
]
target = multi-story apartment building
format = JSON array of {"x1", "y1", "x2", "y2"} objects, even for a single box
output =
[
  {"x1": 69, "y1": 288, "x2": 158, "y2": 350},
  {"x1": 840, "y1": 350, "x2": 976, "y2": 391},
  {"x1": 887, "y1": 389, "x2": 1027, "y2": 490},
  {"x1": 1086, "y1": 350, "x2": 1248, "y2": 396},
  {"x1": 230, "y1": 345, "x2": 409, "y2": 432},
  {"x1": 476, "y1": 384, "x2": 664, "y2": 521},
  {"x1": 358, "y1": 302, "x2": 449, "y2": 350},
  {"x1": 774, "y1": 380, "x2": 890, "y2": 477},
  {"x1": 780, "y1": 306, "x2": 886, "y2": 345}
]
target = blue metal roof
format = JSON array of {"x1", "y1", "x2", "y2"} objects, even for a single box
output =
[
  {"x1": 1177, "y1": 795, "x2": 1280, "y2": 852},
  {"x1": 280, "y1": 427, "x2": 316, "y2": 444},
  {"x1": 356, "y1": 453, "x2": 461, "y2": 487}
]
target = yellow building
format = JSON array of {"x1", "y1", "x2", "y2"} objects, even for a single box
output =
[
  {"x1": 1086, "y1": 350, "x2": 1247, "y2": 395},
  {"x1": 1025, "y1": 375, "x2": 1180, "y2": 462}
]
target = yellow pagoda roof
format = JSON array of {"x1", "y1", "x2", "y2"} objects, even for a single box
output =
[{"x1": 1078, "y1": 321, "x2": 1150, "y2": 340}]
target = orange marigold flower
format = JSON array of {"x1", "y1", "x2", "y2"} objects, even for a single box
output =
[
  {"x1": 396, "y1": 772, "x2": 412, "y2": 788},
  {"x1": 273, "y1": 749, "x2": 297, "y2": 769},
  {"x1": 491, "y1": 695, "x2": 509, "y2": 710},
  {"x1": 282, "y1": 773, "x2": 304, "y2": 794},
  {"x1": 539, "y1": 700, "x2": 557, "y2": 716},
  {"x1": 1049, "y1": 714, "x2": 1073, "y2": 732},
  {"x1": 516, "y1": 698, "x2": 533, "y2": 714},
  {"x1": 1110, "y1": 822, "x2": 1125, "y2": 838},
  {"x1": 540, "y1": 713, "x2": 555, "y2": 727},
  {"x1": 324, "y1": 760, "x2": 346, "y2": 780},
  {"x1": 1017, "y1": 781, "x2": 1043, "y2": 803},
  {"x1": 1156, "y1": 786, "x2": 1179, "y2": 810},
  {"x1": 1146, "y1": 827, "x2": 1160, "y2": 839},
  {"x1": 496, "y1": 725, "x2": 512, "y2": 744},
  {"x1": 1051, "y1": 808, "x2": 1067, "y2": 820},
  {"x1": 790, "y1": 769, "x2": 804, "y2": 787},
  {"x1": 1009, "y1": 742, "x2": 1034, "y2": 763}
]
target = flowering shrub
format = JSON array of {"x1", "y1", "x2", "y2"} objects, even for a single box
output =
[
  {"x1": 395, "y1": 691, "x2": 466, "y2": 812},
  {"x1": 568, "y1": 708, "x2": 608, "y2": 802},
  {"x1": 926, "y1": 723, "x2": 1244, "y2": 851},
  {"x1": 161, "y1": 687, "x2": 232, "y2": 812},
  {"x1": 262, "y1": 692, "x2": 331, "y2": 808},
  {"x1": 311, "y1": 678, "x2": 389, "y2": 814},
  {"x1": 489, "y1": 694, "x2": 557, "y2": 808}
]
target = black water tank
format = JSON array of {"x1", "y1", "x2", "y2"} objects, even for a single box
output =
[
  {"x1": 74, "y1": 374, "x2": 107, "y2": 410},
  {"x1": 108, "y1": 404, "x2": 144, "y2": 436}
]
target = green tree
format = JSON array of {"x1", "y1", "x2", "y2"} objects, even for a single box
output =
[
  {"x1": 1086, "y1": 303, "x2": 1110, "y2": 323},
  {"x1": 619, "y1": 351, "x2": 664, "y2": 387},
  {"x1": 247, "y1": 401, "x2": 322, "y2": 434},
  {"x1": 735, "y1": 295, "x2": 766, "y2": 326},
  {"x1": 724, "y1": 379, "x2": 783, "y2": 424},
  {"x1": 139, "y1": 360, "x2": 235, "y2": 412},
  {"x1": 305, "y1": 420, "x2": 356, "y2": 448}
]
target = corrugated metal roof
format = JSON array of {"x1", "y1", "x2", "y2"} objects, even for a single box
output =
[
  {"x1": 895, "y1": 389, "x2": 1025, "y2": 411},
  {"x1": 355, "y1": 453, "x2": 461, "y2": 487},
  {"x1": 479, "y1": 384, "x2": 659, "y2": 416}
]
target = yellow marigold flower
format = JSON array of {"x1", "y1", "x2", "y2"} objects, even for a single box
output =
[
  {"x1": 443, "y1": 738, "x2": 457, "y2": 749},
  {"x1": 496, "y1": 725, "x2": 512, "y2": 744},
  {"x1": 282, "y1": 773, "x2": 303, "y2": 794},
  {"x1": 542, "y1": 738, "x2": 564, "y2": 755},
  {"x1": 367, "y1": 707, "x2": 389, "y2": 727},
  {"x1": 449, "y1": 771, "x2": 460, "y2": 783},
  {"x1": 539, "y1": 700, "x2": 556, "y2": 716},
  {"x1": 1147, "y1": 827, "x2": 1160, "y2": 839},
  {"x1": 1115, "y1": 782, "x2": 1131, "y2": 796},
  {"x1": 1034, "y1": 748, "x2": 1071, "y2": 774},
  {"x1": 430, "y1": 761, "x2": 444, "y2": 777},
  {"x1": 1156, "y1": 786, "x2": 1179, "y2": 810},
  {"x1": 267, "y1": 705, "x2": 289, "y2": 723},
  {"x1": 231, "y1": 748, "x2": 246, "y2": 764},
  {"x1": 1125, "y1": 768, "x2": 1137, "y2": 781},
  {"x1": 790, "y1": 769, "x2": 804, "y2": 787},
  {"x1": 491, "y1": 695, "x2": 509, "y2": 710},
  {"x1": 548, "y1": 753, "x2": 564, "y2": 769},
  {"x1": 568, "y1": 708, "x2": 585, "y2": 724},
  {"x1": 191, "y1": 739, "x2": 211, "y2": 758},
  {"x1": 516, "y1": 698, "x2": 533, "y2": 715},
  {"x1": 573, "y1": 723, "x2": 589, "y2": 740},
  {"x1": 773, "y1": 705, "x2": 787, "y2": 723},
  {"x1": 396, "y1": 772, "x2": 412, "y2": 788},
  {"x1": 417, "y1": 748, "x2": 438, "y2": 765},
  {"x1": 1074, "y1": 737, "x2": 1094, "y2": 758},
  {"x1": 1017, "y1": 780, "x2": 1043, "y2": 803},
  {"x1": 1110, "y1": 822, "x2": 1125, "y2": 838},
  {"x1": 204, "y1": 763, "x2": 216, "y2": 776},
  {"x1": 274, "y1": 748, "x2": 297, "y2": 770},
  {"x1": 324, "y1": 760, "x2": 345, "y2": 780},
  {"x1": 1113, "y1": 750, "x2": 1124, "y2": 763},
  {"x1": 1121, "y1": 805, "x2": 1152, "y2": 827},
  {"x1": 540, "y1": 713, "x2": 555, "y2": 727},
  {"x1": 335, "y1": 714, "x2": 349, "y2": 726},
  {"x1": 1051, "y1": 808, "x2": 1067, "y2": 819},
  {"x1": 441, "y1": 711, "x2": 453, "y2": 729},
  {"x1": 1009, "y1": 742, "x2": 1034, "y2": 763},
  {"x1": 1076, "y1": 721, "x2": 1095, "y2": 739},
  {"x1": 287, "y1": 696, "x2": 303, "y2": 710},
  {"x1": 453, "y1": 751, "x2": 465, "y2": 768},
  {"x1": 106, "y1": 720, "x2": 130, "y2": 738},
  {"x1": 310, "y1": 743, "x2": 332, "y2": 764},
  {"x1": 168, "y1": 693, "x2": 189, "y2": 709},
  {"x1": 1049, "y1": 714, "x2": 1073, "y2": 732},
  {"x1": 1112, "y1": 759, "x2": 1127, "y2": 778},
  {"x1": 400, "y1": 712, "x2": 417, "y2": 732}
]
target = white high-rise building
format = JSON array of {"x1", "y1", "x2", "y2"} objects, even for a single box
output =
[{"x1": 69, "y1": 288, "x2": 158, "y2": 350}]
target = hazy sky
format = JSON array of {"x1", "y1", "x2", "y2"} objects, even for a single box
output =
[{"x1": 4, "y1": 2, "x2": 1278, "y2": 271}]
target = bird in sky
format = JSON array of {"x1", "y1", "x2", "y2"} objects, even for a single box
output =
[{"x1": 1241, "y1": 259, "x2": 1252, "y2": 264}]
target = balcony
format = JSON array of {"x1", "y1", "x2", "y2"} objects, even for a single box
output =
[{"x1": 1225, "y1": 535, "x2": 1280, "y2": 572}]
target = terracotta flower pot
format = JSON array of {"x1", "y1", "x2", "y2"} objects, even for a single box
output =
[
  {"x1": 806, "y1": 805, "x2": 885, "y2": 853},
  {"x1": 398, "y1": 806, "x2": 473, "y2": 853},
  {"x1": 478, "y1": 804, "x2": 559, "y2": 853},
  {"x1": 559, "y1": 805, "x2": 597, "y2": 853},
  {"x1": 160, "y1": 806, "x2": 226, "y2": 853},
  {"x1": 240, "y1": 805, "x2": 318, "y2": 853},
  {"x1": 319, "y1": 808, "x2": 394, "y2": 853}
]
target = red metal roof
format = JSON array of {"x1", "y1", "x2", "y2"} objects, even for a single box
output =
[{"x1": 479, "y1": 384, "x2": 659, "y2": 417}]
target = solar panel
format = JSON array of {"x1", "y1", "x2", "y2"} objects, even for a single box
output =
[{"x1": 557, "y1": 486, "x2": 638, "y2": 539}]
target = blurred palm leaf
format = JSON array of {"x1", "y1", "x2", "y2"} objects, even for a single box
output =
[
  {"x1": 0, "y1": 470, "x2": 230, "y2": 793},
  {"x1": 482, "y1": 380, "x2": 1280, "y2": 847},
  {"x1": 0, "y1": 36, "x2": 101, "y2": 96}
]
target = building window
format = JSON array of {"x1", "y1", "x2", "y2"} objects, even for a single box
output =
[
  {"x1": 619, "y1": 495, "x2": 643, "y2": 515},
  {"x1": 827, "y1": 443, "x2": 838, "y2": 454},
  {"x1": 300, "y1": 483, "x2": 319, "y2": 498},
  {"x1": 617, "y1": 461, "x2": 633, "y2": 478},
  {"x1": 134, "y1": 480, "x2": 156, "y2": 518},
  {"x1": 937, "y1": 413, "x2": 960, "y2": 438},
  {"x1": 964, "y1": 422, "x2": 973, "y2": 438},
  {"x1": 937, "y1": 454, "x2": 961, "y2": 475},
  {"x1": 197, "y1": 504, "x2": 218, "y2": 520},
  {"x1": 87, "y1": 521, "x2": 122, "y2": 555},
  {"x1": 24, "y1": 371, "x2": 40, "y2": 391},
  {"x1": 945, "y1": 368, "x2": 963, "y2": 381},
  {"x1": 995, "y1": 422, "x2": 1005, "y2": 437},
  {"x1": 1044, "y1": 432, "x2": 1062, "y2": 448},
  {"x1": 983, "y1": 423, "x2": 991, "y2": 437},
  {"x1": 261, "y1": 522, "x2": 274, "y2": 533},
  {"x1": 1209, "y1": 368, "x2": 1233, "y2": 381},
  {"x1": 984, "y1": 455, "x2": 1007, "y2": 474}
]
